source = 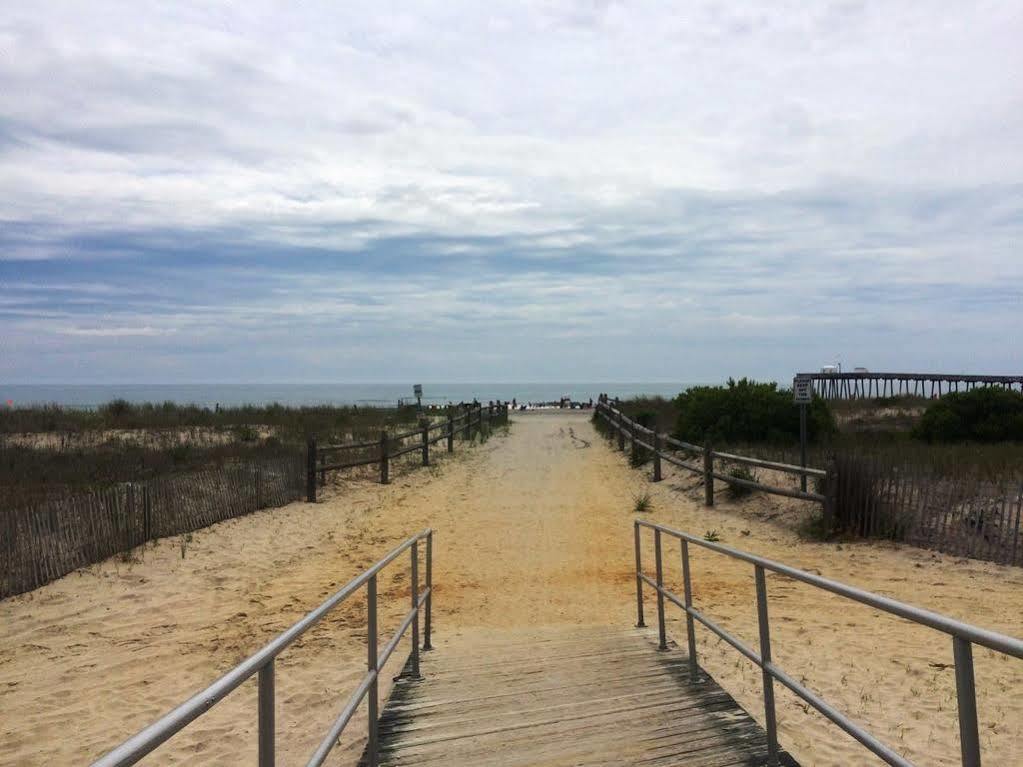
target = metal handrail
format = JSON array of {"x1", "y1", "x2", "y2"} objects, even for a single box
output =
[
  {"x1": 92, "y1": 530, "x2": 434, "y2": 767},
  {"x1": 633, "y1": 519, "x2": 1023, "y2": 767}
]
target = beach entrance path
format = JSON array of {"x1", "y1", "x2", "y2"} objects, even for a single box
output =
[{"x1": 3, "y1": 411, "x2": 1022, "y2": 766}]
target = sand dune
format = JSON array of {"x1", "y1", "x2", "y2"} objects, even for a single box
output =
[{"x1": 1, "y1": 413, "x2": 1021, "y2": 765}]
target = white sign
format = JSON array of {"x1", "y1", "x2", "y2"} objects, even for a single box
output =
[{"x1": 793, "y1": 377, "x2": 813, "y2": 404}]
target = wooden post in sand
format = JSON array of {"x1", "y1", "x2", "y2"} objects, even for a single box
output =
[
  {"x1": 617, "y1": 410, "x2": 625, "y2": 451},
  {"x1": 652, "y1": 432, "x2": 662, "y2": 482},
  {"x1": 306, "y1": 438, "x2": 317, "y2": 503},
  {"x1": 703, "y1": 445, "x2": 714, "y2": 507},
  {"x1": 447, "y1": 410, "x2": 455, "y2": 453},
  {"x1": 420, "y1": 420, "x2": 430, "y2": 466},
  {"x1": 379, "y1": 430, "x2": 390, "y2": 485}
]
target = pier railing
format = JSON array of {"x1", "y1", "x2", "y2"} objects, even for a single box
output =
[
  {"x1": 796, "y1": 371, "x2": 1023, "y2": 400},
  {"x1": 634, "y1": 520, "x2": 1023, "y2": 767},
  {"x1": 91, "y1": 529, "x2": 434, "y2": 767}
]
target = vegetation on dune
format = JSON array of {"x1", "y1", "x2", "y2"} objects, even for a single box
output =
[
  {"x1": 913, "y1": 388, "x2": 1023, "y2": 443},
  {"x1": 0, "y1": 399, "x2": 422, "y2": 440},
  {"x1": 672, "y1": 378, "x2": 835, "y2": 446}
]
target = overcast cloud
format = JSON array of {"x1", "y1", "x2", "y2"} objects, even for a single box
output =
[{"x1": 2, "y1": 1, "x2": 1022, "y2": 383}]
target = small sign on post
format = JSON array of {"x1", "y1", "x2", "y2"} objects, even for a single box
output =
[
  {"x1": 793, "y1": 377, "x2": 812, "y2": 492},
  {"x1": 413, "y1": 384, "x2": 423, "y2": 412},
  {"x1": 793, "y1": 376, "x2": 813, "y2": 404}
]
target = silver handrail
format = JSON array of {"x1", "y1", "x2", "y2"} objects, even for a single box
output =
[
  {"x1": 92, "y1": 529, "x2": 434, "y2": 767},
  {"x1": 634, "y1": 519, "x2": 1023, "y2": 767}
]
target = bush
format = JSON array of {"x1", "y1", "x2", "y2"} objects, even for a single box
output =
[
  {"x1": 674, "y1": 378, "x2": 835, "y2": 445},
  {"x1": 913, "y1": 388, "x2": 1023, "y2": 443},
  {"x1": 724, "y1": 464, "x2": 759, "y2": 499}
]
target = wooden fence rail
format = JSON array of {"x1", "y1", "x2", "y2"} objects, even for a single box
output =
[{"x1": 595, "y1": 398, "x2": 1023, "y2": 568}]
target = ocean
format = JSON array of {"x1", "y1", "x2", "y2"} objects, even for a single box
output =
[{"x1": 0, "y1": 383, "x2": 700, "y2": 409}]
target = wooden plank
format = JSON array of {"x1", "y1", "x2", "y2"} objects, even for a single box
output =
[{"x1": 368, "y1": 626, "x2": 798, "y2": 767}]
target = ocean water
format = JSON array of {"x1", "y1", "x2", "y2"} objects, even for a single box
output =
[{"x1": 0, "y1": 383, "x2": 699, "y2": 409}]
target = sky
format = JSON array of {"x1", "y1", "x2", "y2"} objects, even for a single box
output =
[{"x1": 2, "y1": 1, "x2": 1022, "y2": 384}]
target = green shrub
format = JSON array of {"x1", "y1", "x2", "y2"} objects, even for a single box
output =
[
  {"x1": 913, "y1": 388, "x2": 1023, "y2": 443},
  {"x1": 673, "y1": 378, "x2": 835, "y2": 445},
  {"x1": 724, "y1": 464, "x2": 759, "y2": 498}
]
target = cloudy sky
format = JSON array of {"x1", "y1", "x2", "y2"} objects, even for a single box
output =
[{"x1": 2, "y1": 1, "x2": 1021, "y2": 384}]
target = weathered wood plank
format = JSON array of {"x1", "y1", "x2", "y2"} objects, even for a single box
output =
[{"x1": 368, "y1": 625, "x2": 799, "y2": 767}]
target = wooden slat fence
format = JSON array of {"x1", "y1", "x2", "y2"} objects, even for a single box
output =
[{"x1": 1, "y1": 455, "x2": 305, "y2": 599}]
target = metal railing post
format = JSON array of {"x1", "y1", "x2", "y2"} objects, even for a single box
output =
[
  {"x1": 410, "y1": 540, "x2": 421, "y2": 678},
  {"x1": 379, "y1": 431, "x2": 389, "y2": 485},
  {"x1": 680, "y1": 540, "x2": 699, "y2": 681},
  {"x1": 754, "y1": 565, "x2": 780, "y2": 766},
  {"x1": 447, "y1": 411, "x2": 454, "y2": 452},
  {"x1": 652, "y1": 432, "x2": 662, "y2": 482},
  {"x1": 258, "y1": 660, "x2": 275, "y2": 767},
  {"x1": 423, "y1": 530, "x2": 433, "y2": 650},
  {"x1": 306, "y1": 438, "x2": 317, "y2": 503},
  {"x1": 953, "y1": 637, "x2": 981, "y2": 767},
  {"x1": 703, "y1": 445, "x2": 714, "y2": 507},
  {"x1": 367, "y1": 574, "x2": 379, "y2": 767},
  {"x1": 634, "y1": 521, "x2": 645, "y2": 627},
  {"x1": 654, "y1": 529, "x2": 667, "y2": 650},
  {"x1": 420, "y1": 420, "x2": 429, "y2": 466}
]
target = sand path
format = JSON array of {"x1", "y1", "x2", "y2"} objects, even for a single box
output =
[{"x1": 1, "y1": 412, "x2": 1021, "y2": 766}]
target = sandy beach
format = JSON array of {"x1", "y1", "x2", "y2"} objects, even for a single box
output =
[{"x1": 2, "y1": 412, "x2": 1021, "y2": 766}]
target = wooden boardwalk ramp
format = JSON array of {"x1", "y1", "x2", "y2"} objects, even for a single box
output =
[{"x1": 369, "y1": 625, "x2": 799, "y2": 766}]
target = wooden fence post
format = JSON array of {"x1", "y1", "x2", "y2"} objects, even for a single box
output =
[
  {"x1": 617, "y1": 410, "x2": 625, "y2": 451},
  {"x1": 703, "y1": 445, "x2": 714, "y2": 507},
  {"x1": 823, "y1": 460, "x2": 837, "y2": 534},
  {"x1": 447, "y1": 410, "x2": 455, "y2": 453},
  {"x1": 420, "y1": 420, "x2": 430, "y2": 466},
  {"x1": 379, "y1": 430, "x2": 390, "y2": 485},
  {"x1": 653, "y1": 432, "x2": 662, "y2": 482},
  {"x1": 306, "y1": 438, "x2": 317, "y2": 503}
]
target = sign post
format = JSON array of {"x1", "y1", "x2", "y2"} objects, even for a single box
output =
[
  {"x1": 793, "y1": 377, "x2": 813, "y2": 492},
  {"x1": 413, "y1": 384, "x2": 423, "y2": 412}
]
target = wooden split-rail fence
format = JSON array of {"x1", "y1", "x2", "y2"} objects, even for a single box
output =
[
  {"x1": 305, "y1": 403, "x2": 508, "y2": 502},
  {"x1": 1, "y1": 403, "x2": 509, "y2": 600},
  {"x1": 596, "y1": 398, "x2": 1023, "y2": 567}
]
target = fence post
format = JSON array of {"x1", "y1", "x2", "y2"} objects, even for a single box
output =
[
  {"x1": 823, "y1": 460, "x2": 837, "y2": 534},
  {"x1": 423, "y1": 530, "x2": 433, "y2": 650},
  {"x1": 617, "y1": 410, "x2": 625, "y2": 451},
  {"x1": 420, "y1": 419, "x2": 429, "y2": 466},
  {"x1": 447, "y1": 410, "x2": 455, "y2": 453},
  {"x1": 463, "y1": 405, "x2": 471, "y2": 440},
  {"x1": 410, "y1": 540, "x2": 421, "y2": 678},
  {"x1": 654, "y1": 528, "x2": 667, "y2": 650},
  {"x1": 630, "y1": 420, "x2": 637, "y2": 459},
  {"x1": 258, "y1": 659, "x2": 275, "y2": 767},
  {"x1": 379, "y1": 431, "x2": 389, "y2": 485},
  {"x1": 680, "y1": 540, "x2": 699, "y2": 681},
  {"x1": 953, "y1": 637, "x2": 981, "y2": 767},
  {"x1": 653, "y1": 432, "x2": 662, "y2": 482},
  {"x1": 633, "y1": 521, "x2": 645, "y2": 627},
  {"x1": 142, "y1": 485, "x2": 152, "y2": 541},
  {"x1": 754, "y1": 565, "x2": 780, "y2": 766},
  {"x1": 703, "y1": 445, "x2": 714, "y2": 507},
  {"x1": 306, "y1": 438, "x2": 317, "y2": 503},
  {"x1": 367, "y1": 574, "x2": 379, "y2": 767}
]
